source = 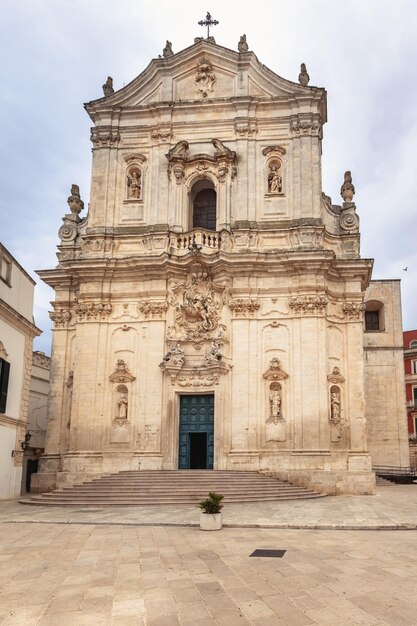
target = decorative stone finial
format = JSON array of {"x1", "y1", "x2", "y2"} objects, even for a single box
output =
[
  {"x1": 340, "y1": 171, "x2": 355, "y2": 202},
  {"x1": 298, "y1": 63, "x2": 310, "y2": 86},
  {"x1": 238, "y1": 34, "x2": 248, "y2": 53},
  {"x1": 67, "y1": 184, "x2": 84, "y2": 215},
  {"x1": 102, "y1": 76, "x2": 114, "y2": 97},
  {"x1": 163, "y1": 40, "x2": 173, "y2": 58}
]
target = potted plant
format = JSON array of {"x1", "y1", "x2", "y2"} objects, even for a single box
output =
[{"x1": 197, "y1": 491, "x2": 224, "y2": 531}]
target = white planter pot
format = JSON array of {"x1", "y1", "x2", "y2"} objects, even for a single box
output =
[{"x1": 200, "y1": 512, "x2": 222, "y2": 531}]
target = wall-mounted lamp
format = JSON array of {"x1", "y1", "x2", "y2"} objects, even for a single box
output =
[{"x1": 11, "y1": 431, "x2": 31, "y2": 457}]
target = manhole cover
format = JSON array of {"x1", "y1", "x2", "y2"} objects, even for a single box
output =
[{"x1": 249, "y1": 549, "x2": 286, "y2": 558}]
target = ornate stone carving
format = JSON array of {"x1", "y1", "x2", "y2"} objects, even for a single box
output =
[
  {"x1": 289, "y1": 295, "x2": 328, "y2": 315},
  {"x1": 166, "y1": 139, "x2": 237, "y2": 185},
  {"x1": 167, "y1": 263, "x2": 225, "y2": 347},
  {"x1": 161, "y1": 342, "x2": 185, "y2": 367},
  {"x1": 342, "y1": 302, "x2": 365, "y2": 320},
  {"x1": 238, "y1": 34, "x2": 248, "y2": 52},
  {"x1": 340, "y1": 209, "x2": 359, "y2": 232},
  {"x1": 340, "y1": 171, "x2": 355, "y2": 202},
  {"x1": 109, "y1": 360, "x2": 136, "y2": 384},
  {"x1": 74, "y1": 301, "x2": 112, "y2": 321},
  {"x1": 162, "y1": 40, "x2": 173, "y2": 57},
  {"x1": 49, "y1": 309, "x2": 72, "y2": 328},
  {"x1": 67, "y1": 184, "x2": 84, "y2": 215},
  {"x1": 195, "y1": 57, "x2": 216, "y2": 98},
  {"x1": 205, "y1": 341, "x2": 222, "y2": 365},
  {"x1": 58, "y1": 221, "x2": 78, "y2": 243},
  {"x1": 102, "y1": 76, "x2": 114, "y2": 97},
  {"x1": 177, "y1": 370, "x2": 220, "y2": 387},
  {"x1": 123, "y1": 153, "x2": 147, "y2": 165},
  {"x1": 327, "y1": 367, "x2": 345, "y2": 385},
  {"x1": 234, "y1": 118, "x2": 257, "y2": 138},
  {"x1": 298, "y1": 63, "x2": 310, "y2": 86},
  {"x1": 150, "y1": 127, "x2": 173, "y2": 143},
  {"x1": 267, "y1": 382, "x2": 284, "y2": 425},
  {"x1": 32, "y1": 352, "x2": 51, "y2": 369},
  {"x1": 90, "y1": 128, "x2": 120, "y2": 148},
  {"x1": 80, "y1": 238, "x2": 113, "y2": 255},
  {"x1": 138, "y1": 300, "x2": 168, "y2": 319},
  {"x1": 263, "y1": 358, "x2": 289, "y2": 382},
  {"x1": 290, "y1": 117, "x2": 321, "y2": 136},
  {"x1": 228, "y1": 298, "x2": 260, "y2": 317}
]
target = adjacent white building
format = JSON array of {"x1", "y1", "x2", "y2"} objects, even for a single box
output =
[{"x1": 0, "y1": 243, "x2": 41, "y2": 499}]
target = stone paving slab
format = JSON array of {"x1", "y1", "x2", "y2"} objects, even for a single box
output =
[
  {"x1": 0, "y1": 522, "x2": 417, "y2": 625},
  {"x1": 1, "y1": 485, "x2": 417, "y2": 530}
]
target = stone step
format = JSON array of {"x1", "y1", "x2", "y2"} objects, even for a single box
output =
[{"x1": 24, "y1": 470, "x2": 325, "y2": 506}]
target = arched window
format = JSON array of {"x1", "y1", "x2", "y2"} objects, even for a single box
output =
[
  {"x1": 191, "y1": 180, "x2": 216, "y2": 231},
  {"x1": 410, "y1": 340, "x2": 417, "y2": 349},
  {"x1": 364, "y1": 300, "x2": 384, "y2": 332}
]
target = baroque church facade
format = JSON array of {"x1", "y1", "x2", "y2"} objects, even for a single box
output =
[{"x1": 32, "y1": 34, "x2": 410, "y2": 496}]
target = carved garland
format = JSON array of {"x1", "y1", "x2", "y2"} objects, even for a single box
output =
[
  {"x1": 342, "y1": 302, "x2": 366, "y2": 320},
  {"x1": 228, "y1": 298, "x2": 260, "y2": 317},
  {"x1": 49, "y1": 309, "x2": 72, "y2": 328},
  {"x1": 289, "y1": 296, "x2": 328, "y2": 315},
  {"x1": 138, "y1": 301, "x2": 168, "y2": 319},
  {"x1": 73, "y1": 302, "x2": 112, "y2": 321}
]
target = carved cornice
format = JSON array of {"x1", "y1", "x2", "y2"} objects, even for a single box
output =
[
  {"x1": 73, "y1": 302, "x2": 112, "y2": 321},
  {"x1": 228, "y1": 298, "x2": 260, "y2": 317},
  {"x1": 327, "y1": 367, "x2": 345, "y2": 385},
  {"x1": 289, "y1": 295, "x2": 328, "y2": 315},
  {"x1": 342, "y1": 302, "x2": 365, "y2": 320},
  {"x1": 123, "y1": 152, "x2": 147, "y2": 164},
  {"x1": 109, "y1": 360, "x2": 136, "y2": 384},
  {"x1": 138, "y1": 300, "x2": 168, "y2": 319},
  {"x1": 32, "y1": 352, "x2": 51, "y2": 369},
  {"x1": 49, "y1": 309, "x2": 72, "y2": 328},
  {"x1": 262, "y1": 145, "x2": 286, "y2": 157},
  {"x1": 263, "y1": 358, "x2": 288, "y2": 382}
]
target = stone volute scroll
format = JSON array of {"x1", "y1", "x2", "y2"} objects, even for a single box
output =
[
  {"x1": 339, "y1": 170, "x2": 359, "y2": 232},
  {"x1": 263, "y1": 358, "x2": 289, "y2": 442}
]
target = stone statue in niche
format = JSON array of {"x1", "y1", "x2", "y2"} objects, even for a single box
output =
[
  {"x1": 127, "y1": 168, "x2": 142, "y2": 199},
  {"x1": 267, "y1": 162, "x2": 282, "y2": 193},
  {"x1": 340, "y1": 171, "x2": 355, "y2": 202},
  {"x1": 118, "y1": 391, "x2": 128, "y2": 419},
  {"x1": 298, "y1": 63, "x2": 310, "y2": 86},
  {"x1": 238, "y1": 34, "x2": 248, "y2": 53},
  {"x1": 267, "y1": 383, "x2": 283, "y2": 425},
  {"x1": 205, "y1": 341, "x2": 222, "y2": 364},
  {"x1": 329, "y1": 385, "x2": 342, "y2": 441}
]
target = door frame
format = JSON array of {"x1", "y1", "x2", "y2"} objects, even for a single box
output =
[{"x1": 175, "y1": 391, "x2": 215, "y2": 469}]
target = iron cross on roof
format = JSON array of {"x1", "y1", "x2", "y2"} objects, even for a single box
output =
[{"x1": 198, "y1": 12, "x2": 219, "y2": 38}]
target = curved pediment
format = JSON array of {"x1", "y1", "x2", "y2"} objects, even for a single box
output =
[{"x1": 85, "y1": 39, "x2": 324, "y2": 121}]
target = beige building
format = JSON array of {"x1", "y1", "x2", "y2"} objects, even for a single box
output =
[
  {"x1": 32, "y1": 36, "x2": 409, "y2": 496},
  {"x1": 0, "y1": 244, "x2": 41, "y2": 499}
]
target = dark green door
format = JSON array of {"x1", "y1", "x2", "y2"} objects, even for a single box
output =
[{"x1": 179, "y1": 395, "x2": 214, "y2": 469}]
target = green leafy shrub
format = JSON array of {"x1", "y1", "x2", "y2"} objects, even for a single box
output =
[{"x1": 197, "y1": 491, "x2": 224, "y2": 514}]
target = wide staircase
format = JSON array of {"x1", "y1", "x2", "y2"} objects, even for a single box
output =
[{"x1": 23, "y1": 470, "x2": 325, "y2": 506}]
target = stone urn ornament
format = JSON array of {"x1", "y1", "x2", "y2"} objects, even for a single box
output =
[
  {"x1": 340, "y1": 171, "x2": 355, "y2": 202},
  {"x1": 198, "y1": 492, "x2": 224, "y2": 530}
]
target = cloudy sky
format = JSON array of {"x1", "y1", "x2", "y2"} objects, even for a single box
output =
[{"x1": 1, "y1": 0, "x2": 416, "y2": 354}]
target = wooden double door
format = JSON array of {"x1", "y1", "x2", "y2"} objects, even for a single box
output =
[{"x1": 178, "y1": 395, "x2": 214, "y2": 469}]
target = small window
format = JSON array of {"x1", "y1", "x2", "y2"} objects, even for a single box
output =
[
  {"x1": 410, "y1": 340, "x2": 417, "y2": 349},
  {"x1": 413, "y1": 361, "x2": 417, "y2": 375},
  {"x1": 193, "y1": 189, "x2": 216, "y2": 230},
  {"x1": 413, "y1": 387, "x2": 417, "y2": 404},
  {"x1": 365, "y1": 311, "x2": 380, "y2": 331},
  {"x1": 0, "y1": 255, "x2": 12, "y2": 285},
  {"x1": 0, "y1": 358, "x2": 10, "y2": 413},
  {"x1": 364, "y1": 300, "x2": 384, "y2": 332}
]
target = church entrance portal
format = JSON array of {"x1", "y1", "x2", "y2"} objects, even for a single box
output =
[{"x1": 179, "y1": 395, "x2": 214, "y2": 469}]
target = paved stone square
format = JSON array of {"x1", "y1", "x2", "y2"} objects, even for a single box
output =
[{"x1": 1, "y1": 485, "x2": 417, "y2": 625}]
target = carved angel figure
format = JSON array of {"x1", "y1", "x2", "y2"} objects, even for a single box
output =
[
  {"x1": 163, "y1": 342, "x2": 185, "y2": 367},
  {"x1": 205, "y1": 341, "x2": 222, "y2": 364}
]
